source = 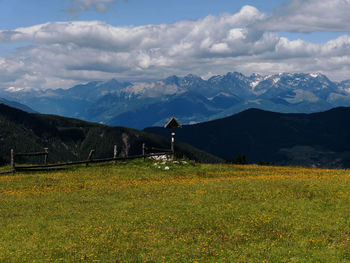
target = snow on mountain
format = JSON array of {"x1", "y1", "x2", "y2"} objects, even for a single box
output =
[
  {"x1": 6, "y1": 86, "x2": 24, "y2": 93},
  {"x1": 310, "y1": 73, "x2": 322, "y2": 78},
  {"x1": 207, "y1": 92, "x2": 232, "y2": 101}
]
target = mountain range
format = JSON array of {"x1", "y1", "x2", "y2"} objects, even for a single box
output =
[
  {"x1": 2, "y1": 72, "x2": 350, "y2": 128},
  {"x1": 146, "y1": 107, "x2": 350, "y2": 168}
]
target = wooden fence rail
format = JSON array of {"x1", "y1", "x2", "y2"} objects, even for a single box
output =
[
  {"x1": 4, "y1": 143, "x2": 173, "y2": 173},
  {"x1": 10, "y1": 148, "x2": 49, "y2": 172},
  {"x1": 0, "y1": 170, "x2": 13, "y2": 175},
  {"x1": 15, "y1": 152, "x2": 171, "y2": 171}
]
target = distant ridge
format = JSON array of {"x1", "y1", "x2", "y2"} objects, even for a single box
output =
[
  {"x1": 145, "y1": 107, "x2": 350, "y2": 168},
  {"x1": 0, "y1": 98, "x2": 37, "y2": 113}
]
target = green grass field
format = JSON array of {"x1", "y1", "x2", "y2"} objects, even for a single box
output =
[{"x1": 1, "y1": 159, "x2": 350, "y2": 262}]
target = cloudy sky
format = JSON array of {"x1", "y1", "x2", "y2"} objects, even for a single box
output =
[{"x1": 1, "y1": 0, "x2": 350, "y2": 91}]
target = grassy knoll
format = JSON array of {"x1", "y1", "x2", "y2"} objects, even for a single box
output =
[{"x1": 1, "y1": 160, "x2": 350, "y2": 262}]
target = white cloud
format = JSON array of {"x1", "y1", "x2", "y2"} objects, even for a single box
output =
[
  {"x1": 256, "y1": 0, "x2": 350, "y2": 32},
  {"x1": 1, "y1": 3, "x2": 350, "y2": 91}
]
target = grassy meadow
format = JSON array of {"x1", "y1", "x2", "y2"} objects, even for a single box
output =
[{"x1": 1, "y1": 159, "x2": 350, "y2": 262}]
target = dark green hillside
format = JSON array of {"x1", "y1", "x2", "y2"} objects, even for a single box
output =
[
  {"x1": 145, "y1": 107, "x2": 350, "y2": 168},
  {"x1": 0, "y1": 104, "x2": 221, "y2": 165}
]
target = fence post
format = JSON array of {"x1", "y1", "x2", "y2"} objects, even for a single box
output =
[
  {"x1": 142, "y1": 143, "x2": 146, "y2": 162},
  {"x1": 171, "y1": 129, "x2": 175, "y2": 160},
  {"x1": 10, "y1": 149, "x2": 15, "y2": 173},
  {"x1": 114, "y1": 145, "x2": 117, "y2": 164},
  {"x1": 86, "y1": 149, "x2": 95, "y2": 167},
  {"x1": 44, "y1": 148, "x2": 48, "y2": 166}
]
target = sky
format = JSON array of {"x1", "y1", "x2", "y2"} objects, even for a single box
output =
[{"x1": 1, "y1": 0, "x2": 350, "y2": 91}]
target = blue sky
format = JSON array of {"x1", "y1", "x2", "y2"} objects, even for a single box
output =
[
  {"x1": 0, "y1": 0, "x2": 285, "y2": 28},
  {"x1": 1, "y1": 0, "x2": 350, "y2": 91}
]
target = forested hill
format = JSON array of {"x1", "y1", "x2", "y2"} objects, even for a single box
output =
[
  {"x1": 145, "y1": 107, "x2": 350, "y2": 168},
  {"x1": 0, "y1": 104, "x2": 221, "y2": 165}
]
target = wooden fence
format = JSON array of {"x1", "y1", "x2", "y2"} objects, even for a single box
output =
[{"x1": 0, "y1": 143, "x2": 174, "y2": 174}]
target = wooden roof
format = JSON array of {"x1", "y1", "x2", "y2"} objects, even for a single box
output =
[{"x1": 164, "y1": 117, "x2": 181, "y2": 129}]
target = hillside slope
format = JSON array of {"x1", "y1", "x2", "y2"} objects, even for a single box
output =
[
  {"x1": 0, "y1": 104, "x2": 221, "y2": 165},
  {"x1": 0, "y1": 99, "x2": 37, "y2": 113},
  {"x1": 145, "y1": 107, "x2": 350, "y2": 168}
]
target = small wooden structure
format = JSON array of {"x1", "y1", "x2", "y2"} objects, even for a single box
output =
[{"x1": 164, "y1": 117, "x2": 181, "y2": 157}]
